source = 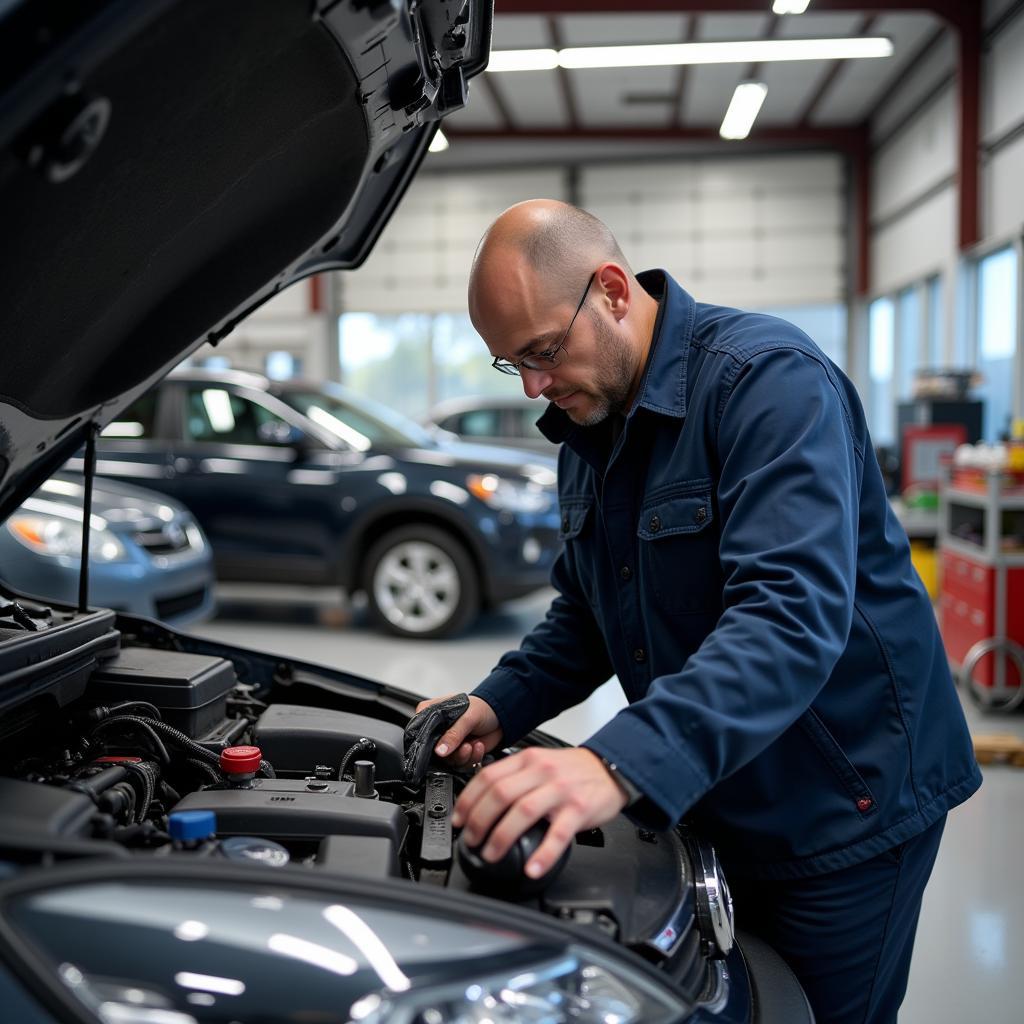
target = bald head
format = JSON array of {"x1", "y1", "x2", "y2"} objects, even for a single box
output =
[
  {"x1": 467, "y1": 199, "x2": 659, "y2": 425},
  {"x1": 469, "y1": 200, "x2": 630, "y2": 314}
]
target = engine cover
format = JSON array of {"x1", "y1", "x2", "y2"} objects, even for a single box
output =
[
  {"x1": 171, "y1": 778, "x2": 407, "y2": 852},
  {"x1": 252, "y1": 704, "x2": 406, "y2": 778}
]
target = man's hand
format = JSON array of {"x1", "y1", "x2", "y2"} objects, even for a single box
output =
[
  {"x1": 414, "y1": 693, "x2": 503, "y2": 767},
  {"x1": 452, "y1": 747, "x2": 629, "y2": 880}
]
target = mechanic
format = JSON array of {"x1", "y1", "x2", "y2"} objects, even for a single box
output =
[{"x1": 417, "y1": 199, "x2": 982, "y2": 1024}]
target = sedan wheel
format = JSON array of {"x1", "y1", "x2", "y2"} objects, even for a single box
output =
[{"x1": 363, "y1": 526, "x2": 479, "y2": 639}]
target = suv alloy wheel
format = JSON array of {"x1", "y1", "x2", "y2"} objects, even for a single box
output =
[{"x1": 362, "y1": 524, "x2": 480, "y2": 639}]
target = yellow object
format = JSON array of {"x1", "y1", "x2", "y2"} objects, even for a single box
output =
[
  {"x1": 1009, "y1": 437, "x2": 1024, "y2": 472},
  {"x1": 910, "y1": 541, "x2": 938, "y2": 599}
]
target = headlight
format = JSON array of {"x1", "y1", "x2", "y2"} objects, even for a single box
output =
[
  {"x1": 360, "y1": 946, "x2": 684, "y2": 1023},
  {"x1": 466, "y1": 473, "x2": 553, "y2": 514},
  {"x1": 1, "y1": 877, "x2": 693, "y2": 1024},
  {"x1": 7, "y1": 512, "x2": 128, "y2": 563}
]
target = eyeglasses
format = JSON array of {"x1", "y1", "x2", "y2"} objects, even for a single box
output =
[{"x1": 491, "y1": 272, "x2": 596, "y2": 376}]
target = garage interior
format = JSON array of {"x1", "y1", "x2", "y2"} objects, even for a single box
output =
[
  {"x1": 174, "y1": 3, "x2": 1024, "y2": 1019},
  {"x1": 6, "y1": 1, "x2": 1023, "y2": 1020}
]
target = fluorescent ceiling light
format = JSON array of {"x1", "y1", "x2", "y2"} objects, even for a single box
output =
[
  {"x1": 720, "y1": 82, "x2": 768, "y2": 140},
  {"x1": 773, "y1": 0, "x2": 812, "y2": 12},
  {"x1": 428, "y1": 129, "x2": 449, "y2": 153},
  {"x1": 488, "y1": 48, "x2": 558, "y2": 73},
  {"x1": 488, "y1": 37, "x2": 892, "y2": 72}
]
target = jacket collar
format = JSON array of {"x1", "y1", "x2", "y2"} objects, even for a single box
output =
[{"x1": 537, "y1": 269, "x2": 695, "y2": 446}]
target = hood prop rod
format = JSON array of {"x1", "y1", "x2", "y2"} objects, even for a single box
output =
[{"x1": 78, "y1": 423, "x2": 98, "y2": 613}]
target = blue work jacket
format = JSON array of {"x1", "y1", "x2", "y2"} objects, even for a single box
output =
[{"x1": 474, "y1": 269, "x2": 981, "y2": 881}]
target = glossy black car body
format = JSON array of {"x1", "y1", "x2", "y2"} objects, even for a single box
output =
[
  {"x1": 0, "y1": 1, "x2": 811, "y2": 1021},
  {"x1": 78, "y1": 369, "x2": 560, "y2": 638}
]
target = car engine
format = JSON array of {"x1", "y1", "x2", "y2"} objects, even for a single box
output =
[{"x1": 0, "y1": 602, "x2": 731, "y2": 1011}]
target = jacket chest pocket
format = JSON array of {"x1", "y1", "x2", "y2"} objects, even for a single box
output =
[
  {"x1": 637, "y1": 483, "x2": 722, "y2": 613},
  {"x1": 559, "y1": 498, "x2": 598, "y2": 604}
]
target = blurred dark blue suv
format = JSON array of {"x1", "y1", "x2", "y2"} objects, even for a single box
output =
[{"x1": 73, "y1": 369, "x2": 560, "y2": 638}]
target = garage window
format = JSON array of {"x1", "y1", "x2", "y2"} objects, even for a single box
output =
[{"x1": 976, "y1": 247, "x2": 1017, "y2": 441}]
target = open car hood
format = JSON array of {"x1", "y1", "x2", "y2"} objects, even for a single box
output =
[{"x1": 0, "y1": 0, "x2": 492, "y2": 522}]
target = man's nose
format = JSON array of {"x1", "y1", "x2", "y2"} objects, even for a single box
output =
[{"x1": 520, "y1": 366, "x2": 551, "y2": 400}]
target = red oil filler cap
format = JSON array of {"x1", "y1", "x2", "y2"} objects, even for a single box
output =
[{"x1": 221, "y1": 745, "x2": 262, "y2": 779}]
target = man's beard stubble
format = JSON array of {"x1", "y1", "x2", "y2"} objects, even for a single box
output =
[{"x1": 566, "y1": 311, "x2": 635, "y2": 427}]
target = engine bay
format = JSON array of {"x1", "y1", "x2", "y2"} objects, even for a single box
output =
[{"x1": 0, "y1": 606, "x2": 717, "y2": 1004}]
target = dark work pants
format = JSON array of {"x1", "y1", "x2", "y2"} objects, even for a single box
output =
[{"x1": 727, "y1": 815, "x2": 946, "y2": 1024}]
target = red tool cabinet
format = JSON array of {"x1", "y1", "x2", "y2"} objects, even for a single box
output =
[{"x1": 938, "y1": 468, "x2": 1024, "y2": 706}]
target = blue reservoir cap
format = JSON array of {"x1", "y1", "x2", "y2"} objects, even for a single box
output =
[{"x1": 168, "y1": 810, "x2": 216, "y2": 842}]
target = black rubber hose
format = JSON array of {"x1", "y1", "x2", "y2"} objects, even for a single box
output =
[
  {"x1": 123, "y1": 761, "x2": 158, "y2": 824},
  {"x1": 98, "y1": 783, "x2": 137, "y2": 821},
  {"x1": 187, "y1": 758, "x2": 222, "y2": 786},
  {"x1": 338, "y1": 738, "x2": 376, "y2": 781},
  {"x1": 89, "y1": 718, "x2": 171, "y2": 766},
  {"x1": 142, "y1": 718, "x2": 276, "y2": 778},
  {"x1": 101, "y1": 716, "x2": 219, "y2": 771},
  {"x1": 67, "y1": 765, "x2": 128, "y2": 799},
  {"x1": 91, "y1": 715, "x2": 277, "y2": 781}
]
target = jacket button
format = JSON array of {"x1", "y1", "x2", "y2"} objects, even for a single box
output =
[
  {"x1": 620, "y1": 565, "x2": 632, "y2": 581},
  {"x1": 633, "y1": 647, "x2": 647, "y2": 663},
  {"x1": 561, "y1": 515, "x2": 570, "y2": 532},
  {"x1": 856, "y1": 797, "x2": 873, "y2": 813},
  {"x1": 648, "y1": 514, "x2": 661, "y2": 533},
  {"x1": 695, "y1": 506, "x2": 707, "y2": 523}
]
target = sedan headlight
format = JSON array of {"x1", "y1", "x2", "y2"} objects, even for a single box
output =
[
  {"x1": 360, "y1": 946, "x2": 684, "y2": 1023},
  {"x1": 0, "y1": 875, "x2": 693, "y2": 1024},
  {"x1": 7, "y1": 512, "x2": 128, "y2": 563},
  {"x1": 466, "y1": 473, "x2": 554, "y2": 514}
]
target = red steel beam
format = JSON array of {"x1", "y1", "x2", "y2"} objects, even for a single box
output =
[
  {"x1": 957, "y1": 4, "x2": 981, "y2": 250},
  {"x1": 849, "y1": 125, "x2": 871, "y2": 297}
]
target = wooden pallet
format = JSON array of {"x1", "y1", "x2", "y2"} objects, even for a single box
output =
[{"x1": 973, "y1": 733, "x2": 1024, "y2": 766}]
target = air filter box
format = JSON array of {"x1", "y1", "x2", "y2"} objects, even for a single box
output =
[{"x1": 87, "y1": 647, "x2": 236, "y2": 738}]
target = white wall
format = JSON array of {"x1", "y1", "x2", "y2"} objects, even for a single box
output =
[
  {"x1": 338, "y1": 169, "x2": 567, "y2": 314},
  {"x1": 340, "y1": 154, "x2": 844, "y2": 316},
  {"x1": 868, "y1": 79, "x2": 957, "y2": 304},
  {"x1": 982, "y1": 7, "x2": 1024, "y2": 240},
  {"x1": 871, "y1": 187, "x2": 957, "y2": 296},
  {"x1": 581, "y1": 155, "x2": 844, "y2": 309}
]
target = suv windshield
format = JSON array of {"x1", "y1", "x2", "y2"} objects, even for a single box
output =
[{"x1": 279, "y1": 385, "x2": 436, "y2": 451}]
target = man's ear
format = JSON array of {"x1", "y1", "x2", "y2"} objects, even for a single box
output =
[{"x1": 595, "y1": 263, "x2": 630, "y2": 321}]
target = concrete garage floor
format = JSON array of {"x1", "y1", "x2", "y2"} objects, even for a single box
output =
[{"x1": 193, "y1": 585, "x2": 1024, "y2": 1023}]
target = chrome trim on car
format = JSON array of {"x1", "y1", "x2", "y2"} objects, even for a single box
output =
[{"x1": 686, "y1": 836, "x2": 736, "y2": 960}]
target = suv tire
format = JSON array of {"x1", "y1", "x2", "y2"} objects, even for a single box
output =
[{"x1": 362, "y1": 525, "x2": 479, "y2": 639}]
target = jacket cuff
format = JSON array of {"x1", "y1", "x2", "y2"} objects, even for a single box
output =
[
  {"x1": 582, "y1": 713, "x2": 710, "y2": 831},
  {"x1": 472, "y1": 670, "x2": 541, "y2": 746}
]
